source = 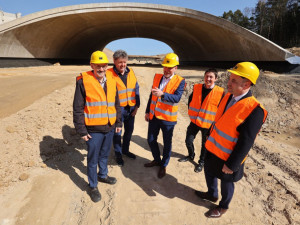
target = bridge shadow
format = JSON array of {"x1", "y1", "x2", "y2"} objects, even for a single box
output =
[{"x1": 39, "y1": 125, "x2": 88, "y2": 191}]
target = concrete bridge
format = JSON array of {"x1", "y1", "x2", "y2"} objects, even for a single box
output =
[{"x1": 0, "y1": 3, "x2": 299, "y2": 71}]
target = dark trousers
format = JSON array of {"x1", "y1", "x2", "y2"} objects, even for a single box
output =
[
  {"x1": 147, "y1": 117, "x2": 175, "y2": 167},
  {"x1": 86, "y1": 130, "x2": 114, "y2": 188},
  {"x1": 204, "y1": 168, "x2": 235, "y2": 209},
  {"x1": 185, "y1": 122, "x2": 209, "y2": 164},
  {"x1": 113, "y1": 107, "x2": 135, "y2": 156}
]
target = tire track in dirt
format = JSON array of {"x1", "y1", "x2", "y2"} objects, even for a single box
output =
[
  {"x1": 244, "y1": 141, "x2": 300, "y2": 225},
  {"x1": 252, "y1": 144, "x2": 300, "y2": 184}
]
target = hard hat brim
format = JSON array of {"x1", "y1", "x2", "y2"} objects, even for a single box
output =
[
  {"x1": 90, "y1": 62, "x2": 109, "y2": 64},
  {"x1": 161, "y1": 63, "x2": 178, "y2": 68},
  {"x1": 227, "y1": 69, "x2": 257, "y2": 85}
]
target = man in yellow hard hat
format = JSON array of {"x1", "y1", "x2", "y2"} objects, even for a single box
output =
[
  {"x1": 73, "y1": 50, "x2": 122, "y2": 202},
  {"x1": 194, "y1": 62, "x2": 268, "y2": 218},
  {"x1": 144, "y1": 53, "x2": 186, "y2": 178}
]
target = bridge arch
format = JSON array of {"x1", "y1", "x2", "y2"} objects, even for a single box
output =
[{"x1": 0, "y1": 2, "x2": 297, "y2": 65}]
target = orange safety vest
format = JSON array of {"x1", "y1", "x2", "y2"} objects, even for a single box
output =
[
  {"x1": 149, "y1": 73, "x2": 184, "y2": 122},
  {"x1": 81, "y1": 71, "x2": 117, "y2": 126},
  {"x1": 106, "y1": 68, "x2": 137, "y2": 107},
  {"x1": 205, "y1": 93, "x2": 268, "y2": 161},
  {"x1": 188, "y1": 84, "x2": 224, "y2": 128}
]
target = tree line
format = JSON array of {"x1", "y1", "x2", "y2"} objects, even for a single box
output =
[{"x1": 221, "y1": 0, "x2": 300, "y2": 47}]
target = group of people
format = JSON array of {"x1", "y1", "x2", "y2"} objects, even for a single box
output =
[{"x1": 73, "y1": 50, "x2": 267, "y2": 218}]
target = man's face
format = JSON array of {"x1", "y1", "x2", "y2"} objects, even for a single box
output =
[
  {"x1": 227, "y1": 73, "x2": 250, "y2": 96},
  {"x1": 114, "y1": 57, "x2": 128, "y2": 74},
  {"x1": 163, "y1": 66, "x2": 177, "y2": 78},
  {"x1": 91, "y1": 63, "x2": 108, "y2": 79},
  {"x1": 204, "y1": 72, "x2": 217, "y2": 88}
]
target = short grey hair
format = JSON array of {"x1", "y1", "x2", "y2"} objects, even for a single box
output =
[{"x1": 113, "y1": 50, "x2": 128, "y2": 60}]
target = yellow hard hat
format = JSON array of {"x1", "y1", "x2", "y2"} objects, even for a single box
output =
[
  {"x1": 161, "y1": 53, "x2": 179, "y2": 67},
  {"x1": 90, "y1": 51, "x2": 109, "y2": 64},
  {"x1": 227, "y1": 62, "x2": 259, "y2": 85}
]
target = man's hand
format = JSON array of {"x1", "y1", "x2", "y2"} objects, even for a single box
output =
[
  {"x1": 131, "y1": 106, "x2": 138, "y2": 116},
  {"x1": 222, "y1": 164, "x2": 233, "y2": 174},
  {"x1": 145, "y1": 113, "x2": 150, "y2": 122},
  {"x1": 81, "y1": 134, "x2": 92, "y2": 141},
  {"x1": 115, "y1": 127, "x2": 122, "y2": 133},
  {"x1": 151, "y1": 87, "x2": 164, "y2": 97}
]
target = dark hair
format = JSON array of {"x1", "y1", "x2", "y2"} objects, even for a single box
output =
[
  {"x1": 113, "y1": 50, "x2": 128, "y2": 60},
  {"x1": 204, "y1": 68, "x2": 218, "y2": 79}
]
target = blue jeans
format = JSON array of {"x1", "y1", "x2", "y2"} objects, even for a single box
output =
[
  {"x1": 86, "y1": 130, "x2": 114, "y2": 188},
  {"x1": 204, "y1": 168, "x2": 235, "y2": 209},
  {"x1": 147, "y1": 117, "x2": 175, "y2": 167},
  {"x1": 113, "y1": 106, "x2": 135, "y2": 156}
]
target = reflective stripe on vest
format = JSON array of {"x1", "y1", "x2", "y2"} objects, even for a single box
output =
[
  {"x1": 82, "y1": 71, "x2": 117, "y2": 126},
  {"x1": 205, "y1": 93, "x2": 268, "y2": 161},
  {"x1": 149, "y1": 73, "x2": 184, "y2": 122},
  {"x1": 106, "y1": 68, "x2": 137, "y2": 107},
  {"x1": 188, "y1": 84, "x2": 224, "y2": 128}
]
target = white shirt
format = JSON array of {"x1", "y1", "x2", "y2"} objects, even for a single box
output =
[
  {"x1": 159, "y1": 74, "x2": 174, "y2": 90},
  {"x1": 204, "y1": 84, "x2": 215, "y2": 89}
]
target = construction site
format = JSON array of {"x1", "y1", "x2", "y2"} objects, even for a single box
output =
[{"x1": 0, "y1": 3, "x2": 299, "y2": 225}]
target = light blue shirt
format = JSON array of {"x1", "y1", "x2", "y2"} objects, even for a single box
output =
[
  {"x1": 232, "y1": 90, "x2": 249, "y2": 105},
  {"x1": 98, "y1": 75, "x2": 107, "y2": 88}
]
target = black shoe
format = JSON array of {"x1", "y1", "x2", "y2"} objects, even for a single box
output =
[
  {"x1": 116, "y1": 156, "x2": 124, "y2": 167},
  {"x1": 195, "y1": 191, "x2": 218, "y2": 203},
  {"x1": 123, "y1": 151, "x2": 136, "y2": 159},
  {"x1": 205, "y1": 207, "x2": 227, "y2": 218},
  {"x1": 98, "y1": 176, "x2": 117, "y2": 185},
  {"x1": 194, "y1": 163, "x2": 204, "y2": 173},
  {"x1": 89, "y1": 187, "x2": 101, "y2": 202},
  {"x1": 178, "y1": 155, "x2": 194, "y2": 162},
  {"x1": 144, "y1": 160, "x2": 161, "y2": 167},
  {"x1": 158, "y1": 166, "x2": 166, "y2": 179}
]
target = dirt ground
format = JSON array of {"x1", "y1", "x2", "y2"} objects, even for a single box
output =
[{"x1": 0, "y1": 65, "x2": 299, "y2": 225}]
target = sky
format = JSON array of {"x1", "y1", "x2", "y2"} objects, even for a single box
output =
[{"x1": 0, "y1": 0, "x2": 259, "y2": 55}]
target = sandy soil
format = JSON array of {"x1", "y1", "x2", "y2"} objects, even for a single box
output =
[{"x1": 0, "y1": 65, "x2": 299, "y2": 225}]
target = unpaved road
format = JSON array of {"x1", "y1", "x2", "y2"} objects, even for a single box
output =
[{"x1": 0, "y1": 65, "x2": 299, "y2": 225}]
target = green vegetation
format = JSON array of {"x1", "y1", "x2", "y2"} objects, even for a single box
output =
[{"x1": 221, "y1": 0, "x2": 300, "y2": 47}]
